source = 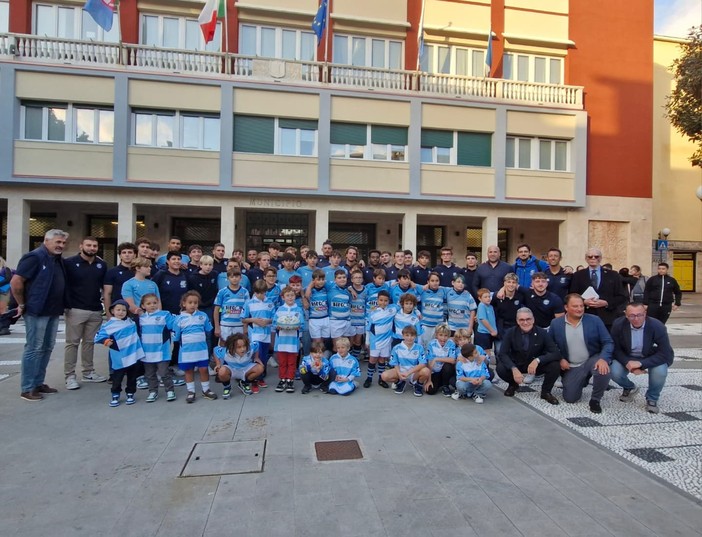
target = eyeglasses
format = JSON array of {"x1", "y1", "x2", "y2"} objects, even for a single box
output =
[
  {"x1": 627, "y1": 313, "x2": 645, "y2": 319},
  {"x1": 586, "y1": 255, "x2": 601, "y2": 259},
  {"x1": 517, "y1": 318, "x2": 533, "y2": 322}
]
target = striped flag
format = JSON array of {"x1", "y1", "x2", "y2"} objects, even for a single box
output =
[
  {"x1": 199, "y1": 0, "x2": 226, "y2": 44},
  {"x1": 485, "y1": 28, "x2": 493, "y2": 76},
  {"x1": 84, "y1": 0, "x2": 116, "y2": 32}
]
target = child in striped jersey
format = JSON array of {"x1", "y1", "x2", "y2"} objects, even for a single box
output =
[
  {"x1": 364, "y1": 290, "x2": 398, "y2": 389},
  {"x1": 382, "y1": 325, "x2": 430, "y2": 397},
  {"x1": 242, "y1": 279, "x2": 275, "y2": 388},
  {"x1": 425, "y1": 324, "x2": 457, "y2": 396},
  {"x1": 451, "y1": 343, "x2": 492, "y2": 403},
  {"x1": 214, "y1": 266, "x2": 250, "y2": 344},
  {"x1": 419, "y1": 272, "x2": 447, "y2": 347},
  {"x1": 173, "y1": 291, "x2": 218, "y2": 404},
  {"x1": 213, "y1": 334, "x2": 264, "y2": 398},
  {"x1": 326, "y1": 269, "x2": 352, "y2": 348},
  {"x1": 348, "y1": 269, "x2": 367, "y2": 360},
  {"x1": 273, "y1": 286, "x2": 306, "y2": 393},
  {"x1": 139, "y1": 293, "x2": 176, "y2": 402},
  {"x1": 327, "y1": 337, "x2": 360, "y2": 395},
  {"x1": 95, "y1": 300, "x2": 145, "y2": 407},
  {"x1": 446, "y1": 274, "x2": 477, "y2": 335},
  {"x1": 305, "y1": 269, "x2": 331, "y2": 348},
  {"x1": 453, "y1": 328, "x2": 494, "y2": 382},
  {"x1": 393, "y1": 293, "x2": 423, "y2": 346},
  {"x1": 299, "y1": 341, "x2": 333, "y2": 394}
]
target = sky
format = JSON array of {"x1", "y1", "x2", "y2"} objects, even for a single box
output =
[{"x1": 655, "y1": 0, "x2": 702, "y2": 37}]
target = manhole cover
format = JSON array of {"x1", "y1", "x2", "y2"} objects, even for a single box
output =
[
  {"x1": 181, "y1": 440, "x2": 266, "y2": 477},
  {"x1": 314, "y1": 439, "x2": 363, "y2": 461}
]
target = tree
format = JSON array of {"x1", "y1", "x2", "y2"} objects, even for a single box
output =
[{"x1": 665, "y1": 26, "x2": 702, "y2": 168}]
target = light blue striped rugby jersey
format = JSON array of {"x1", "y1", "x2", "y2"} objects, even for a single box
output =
[
  {"x1": 446, "y1": 288, "x2": 477, "y2": 331},
  {"x1": 426, "y1": 338, "x2": 457, "y2": 373},
  {"x1": 213, "y1": 341, "x2": 260, "y2": 369},
  {"x1": 242, "y1": 295, "x2": 275, "y2": 343},
  {"x1": 326, "y1": 282, "x2": 352, "y2": 321},
  {"x1": 391, "y1": 283, "x2": 422, "y2": 305},
  {"x1": 173, "y1": 310, "x2": 213, "y2": 364},
  {"x1": 295, "y1": 265, "x2": 317, "y2": 289},
  {"x1": 389, "y1": 342, "x2": 427, "y2": 373},
  {"x1": 322, "y1": 264, "x2": 348, "y2": 283},
  {"x1": 364, "y1": 282, "x2": 390, "y2": 314},
  {"x1": 216, "y1": 271, "x2": 251, "y2": 294},
  {"x1": 94, "y1": 318, "x2": 145, "y2": 370},
  {"x1": 121, "y1": 278, "x2": 160, "y2": 309},
  {"x1": 307, "y1": 284, "x2": 329, "y2": 319},
  {"x1": 393, "y1": 309, "x2": 424, "y2": 339},
  {"x1": 273, "y1": 303, "x2": 306, "y2": 353},
  {"x1": 328, "y1": 353, "x2": 361, "y2": 395},
  {"x1": 299, "y1": 354, "x2": 332, "y2": 378},
  {"x1": 139, "y1": 310, "x2": 175, "y2": 363},
  {"x1": 452, "y1": 343, "x2": 488, "y2": 359},
  {"x1": 367, "y1": 304, "x2": 400, "y2": 350},
  {"x1": 419, "y1": 287, "x2": 447, "y2": 328},
  {"x1": 455, "y1": 357, "x2": 490, "y2": 380},
  {"x1": 349, "y1": 285, "x2": 368, "y2": 327},
  {"x1": 214, "y1": 285, "x2": 251, "y2": 329},
  {"x1": 265, "y1": 285, "x2": 282, "y2": 309}
]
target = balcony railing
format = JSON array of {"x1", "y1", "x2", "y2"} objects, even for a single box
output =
[{"x1": 0, "y1": 33, "x2": 584, "y2": 108}]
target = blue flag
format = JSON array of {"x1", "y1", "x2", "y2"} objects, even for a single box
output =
[
  {"x1": 312, "y1": 0, "x2": 328, "y2": 45},
  {"x1": 485, "y1": 29, "x2": 493, "y2": 76},
  {"x1": 84, "y1": 0, "x2": 115, "y2": 32}
]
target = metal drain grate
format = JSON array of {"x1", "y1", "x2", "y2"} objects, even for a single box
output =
[{"x1": 314, "y1": 439, "x2": 363, "y2": 461}]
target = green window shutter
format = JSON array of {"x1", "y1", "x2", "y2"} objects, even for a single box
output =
[
  {"x1": 457, "y1": 132, "x2": 492, "y2": 166},
  {"x1": 421, "y1": 129, "x2": 453, "y2": 148},
  {"x1": 371, "y1": 125, "x2": 408, "y2": 145},
  {"x1": 278, "y1": 118, "x2": 318, "y2": 130},
  {"x1": 233, "y1": 115, "x2": 274, "y2": 153},
  {"x1": 330, "y1": 122, "x2": 367, "y2": 145}
]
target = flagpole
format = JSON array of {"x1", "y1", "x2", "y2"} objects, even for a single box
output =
[
  {"x1": 323, "y1": 0, "x2": 331, "y2": 64},
  {"x1": 416, "y1": 0, "x2": 425, "y2": 71},
  {"x1": 223, "y1": 0, "x2": 229, "y2": 54}
]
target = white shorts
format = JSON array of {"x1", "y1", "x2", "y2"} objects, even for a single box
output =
[
  {"x1": 419, "y1": 326, "x2": 436, "y2": 347},
  {"x1": 221, "y1": 363, "x2": 255, "y2": 380},
  {"x1": 309, "y1": 317, "x2": 331, "y2": 339},
  {"x1": 369, "y1": 337, "x2": 391, "y2": 358},
  {"x1": 349, "y1": 324, "x2": 365, "y2": 336},
  {"x1": 220, "y1": 325, "x2": 244, "y2": 342},
  {"x1": 330, "y1": 319, "x2": 352, "y2": 338}
]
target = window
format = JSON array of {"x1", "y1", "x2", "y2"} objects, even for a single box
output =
[
  {"x1": 331, "y1": 123, "x2": 408, "y2": 161},
  {"x1": 141, "y1": 14, "x2": 221, "y2": 52},
  {"x1": 503, "y1": 53, "x2": 563, "y2": 84},
  {"x1": 507, "y1": 136, "x2": 569, "y2": 171},
  {"x1": 238, "y1": 24, "x2": 316, "y2": 60},
  {"x1": 420, "y1": 44, "x2": 486, "y2": 77},
  {"x1": 21, "y1": 102, "x2": 114, "y2": 144},
  {"x1": 333, "y1": 35, "x2": 402, "y2": 69},
  {"x1": 34, "y1": 3, "x2": 120, "y2": 42},
  {"x1": 420, "y1": 130, "x2": 491, "y2": 166},
  {"x1": 133, "y1": 110, "x2": 220, "y2": 150},
  {"x1": 234, "y1": 116, "x2": 319, "y2": 156},
  {"x1": 0, "y1": 1, "x2": 9, "y2": 33}
]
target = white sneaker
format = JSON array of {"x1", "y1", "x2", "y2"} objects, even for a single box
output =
[
  {"x1": 555, "y1": 379, "x2": 563, "y2": 389},
  {"x1": 82, "y1": 371, "x2": 107, "y2": 383},
  {"x1": 268, "y1": 356, "x2": 278, "y2": 368},
  {"x1": 136, "y1": 376, "x2": 149, "y2": 390},
  {"x1": 522, "y1": 374, "x2": 535, "y2": 385},
  {"x1": 65, "y1": 376, "x2": 80, "y2": 390},
  {"x1": 171, "y1": 367, "x2": 185, "y2": 377},
  {"x1": 472, "y1": 394, "x2": 484, "y2": 404},
  {"x1": 451, "y1": 391, "x2": 460, "y2": 401}
]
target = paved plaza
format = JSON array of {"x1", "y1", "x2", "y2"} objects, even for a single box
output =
[{"x1": 0, "y1": 304, "x2": 700, "y2": 537}]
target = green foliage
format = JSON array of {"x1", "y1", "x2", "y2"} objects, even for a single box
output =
[{"x1": 666, "y1": 26, "x2": 702, "y2": 167}]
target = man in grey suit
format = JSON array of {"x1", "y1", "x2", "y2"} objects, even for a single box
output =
[
  {"x1": 550, "y1": 293, "x2": 614, "y2": 414},
  {"x1": 610, "y1": 303, "x2": 674, "y2": 414}
]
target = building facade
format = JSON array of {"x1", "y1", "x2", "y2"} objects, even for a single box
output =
[{"x1": 0, "y1": 0, "x2": 656, "y2": 276}]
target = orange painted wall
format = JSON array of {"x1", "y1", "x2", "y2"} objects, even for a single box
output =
[
  {"x1": 9, "y1": 0, "x2": 31, "y2": 34},
  {"x1": 569, "y1": 0, "x2": 653, "y2": 198}
]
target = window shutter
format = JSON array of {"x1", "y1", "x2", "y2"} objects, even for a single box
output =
[
  {"x1": 371, "y1": 125, "x2": 408, "y2": 145},
  {"x1": 421, "y1": 129, "x2": 453, "y2": 148},
  {"x1": 278, "y1": 118, "x2": 318, "y2": 130},
  {"x1": 330, "y1": 122, "x2": 367, "y2": 145},
  {"x1": 457, "y1": 132, "x2": 491, "y2": 166},
  {"x1": 234, "y1": 115, "x2": 274, "y2": 153}
]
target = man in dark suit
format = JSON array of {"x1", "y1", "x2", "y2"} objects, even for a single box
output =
[
  {"x1": 497, "y1": 307, "x2": 561, "y2": 404},
  {"x1": 550, "y1": 294, "x2": 614, "y2": 414},
  {"x1": 610, "y1": 303, "x2": 674, "y2": 414},
  {"x1": 569, "y1": 248, "x2": 627, "y2": 330}
]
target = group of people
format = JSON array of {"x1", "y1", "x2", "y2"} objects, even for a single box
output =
[{"x1": 8, "y1": 231, "x2": 680, "y2": 415}]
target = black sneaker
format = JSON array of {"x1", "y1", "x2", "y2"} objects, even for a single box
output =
[
  {"x1": 301, "y1": 385, "x2": 311, "y2": 394},
  {"x1": 275, "y1": 380, "x2": 286, "y2": 392},
  {"x1": 394, "y1": 381, "x2": 406, "y2": 394},
  {"x1": 441, "y1": 386, "x2": 453, "y2": 397},
  {"x1": 589, "y1": 399, "x2": 602, "y2": 414},
  {"x1": 378, "y1": 379, "x2": 389, "y2": 389},
  {"x1": 363, "y1": 377, "x2": 372, "y2": 388},
  {"x1": 285, "y1": 380, "x2": 295, "y2": 393},
  {"x1": 413, "y1": 383, "x2": 424, "y2": 397},
  {"x1": 320, "y1": 385, "x2": 329, "y2": 394}
]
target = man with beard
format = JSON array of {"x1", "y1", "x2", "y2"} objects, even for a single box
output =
[
  {"x1": 545, "y1": 248, "x2": 572, "y2": 300},
  {"x1": 363, "y1": 249, "x2": 382, "y2": 284},
  {"x1": 63, "y1": 236, "x2": 108, "y2": 390},
  {"x1": 103, "y1": 242, "x2": 136, "y2": 319},
  {"x1": 212, "y1": 242, "x2": 228, "y2": 273}
]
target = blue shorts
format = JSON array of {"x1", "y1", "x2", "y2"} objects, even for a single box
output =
[{"x1": 179, "y1": 359, "x2": 209, "y2": 371}]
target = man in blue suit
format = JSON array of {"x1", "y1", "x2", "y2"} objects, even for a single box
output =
[
  {"x1": 550, "y1": 293, "x2": 613, "y2": 414},
  {"x1": 609, "y1": 303, "x2": 674, "y2": 414}
]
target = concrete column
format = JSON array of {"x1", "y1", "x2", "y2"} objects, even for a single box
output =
[
  {"x1": 402, "y1": 211, "x2": 417, "y2": 254},
  {"x1": 220, "y1": 204, "x2": 236, "y2": 251},
  {"x1": 117, "y1": 200, "x2": 136, "y2": 244},
  {"x1": 6, "y1": 197, "x2": 30, "y2": 265},
  {"x1": 493, "y1": 107, "x2": 507, "y2": 201},
  {"x1": 481, "y1": 214, "x2": 498, "y2": 259},
  {"x1": 315, "y1": 208, "x2": 329, "y2": 252}
]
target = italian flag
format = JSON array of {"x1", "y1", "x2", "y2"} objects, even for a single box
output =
[{"x1": 198, "y1": 0, "x2": 226, "y2": 43}]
